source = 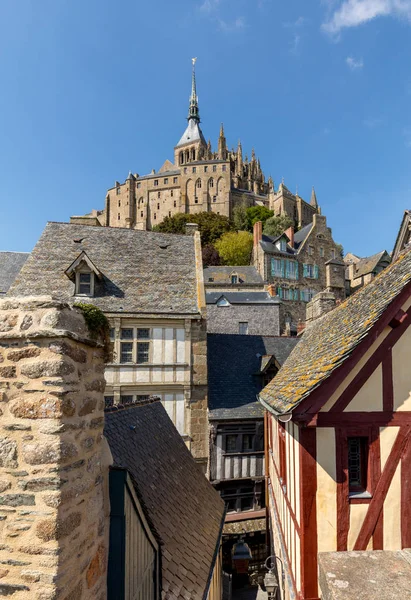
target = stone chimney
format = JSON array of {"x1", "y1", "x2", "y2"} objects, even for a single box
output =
[
  {"x1": 253, "y1": 221, "x2": 263, "y2": 248},
  {"x1": 0, "y1": 297, "x2": 110, "y2": 599},
  {"x1": 285, "y1": 226, "x2": 294, "y2": 248},
  {"x1": 185, "y1": 223, "x2": 199, "y2": 236},
  {"x1": 306, "y1": 291, "x2": 336, "y2": 328}
]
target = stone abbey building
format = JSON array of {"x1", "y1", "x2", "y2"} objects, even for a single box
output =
[{"x1": 71, "y1": 59, "x2": 320, "y2": 230}]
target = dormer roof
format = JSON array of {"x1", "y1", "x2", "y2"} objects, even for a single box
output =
[{"x1": 64, "y1": 251, "x2": 102, "y2": 280}]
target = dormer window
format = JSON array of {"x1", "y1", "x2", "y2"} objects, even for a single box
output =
[
  {"x1": 76, "y1": 271, "x2": 94, "y2": 296},
  {"x1": 65, "y1": 251, "x2": 102, "y2": 298},
  {"x1": 231, "y1": 274, "x2": 238, "y2": 284}
]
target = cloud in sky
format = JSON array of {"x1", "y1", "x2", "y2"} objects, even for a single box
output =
[
  {"x1": 346, "y1": 55, "x2": 364, "y2": 69},
  {"x1": 199, "y1": 0, "x2": 245, "y2": 32},
  {"x1": 283, "y1": 16, "x2": 307, "y2": 55},
  {"x1": 322, "y1": 0, "x2": 411, "y2": 35}
]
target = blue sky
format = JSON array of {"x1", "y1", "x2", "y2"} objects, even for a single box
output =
[{"x1": 1, "y1": 0, "x2": 411, "y2": 257}]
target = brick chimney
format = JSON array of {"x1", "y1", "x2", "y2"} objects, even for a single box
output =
[
  {"x1": 267, "y1": 284, "x2": 277, "y2": 297},
  {"x1": 285, "y1": 226, "x2": 294, "y2": 248},
  {"x1": 253, "y1": 221, "x2": 263, "y2": 248},
  {"x1": 306, "y1": 291, "x2": 336, "y2": 328},
  {"x1": 185, "y1": 223, "x2": 199, "y2": 236}
]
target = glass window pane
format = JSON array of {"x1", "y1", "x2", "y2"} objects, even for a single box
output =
[
  {"x1": 137, "y1": 342, "x2": 149, "y2": 364},
  {"x1": 109, "y1": 328, "x2": 115, "y2": 340},
  {"x1": 239, "y1": 322, "x2": 248, "y2": 335},
  {"x1": 79, "y1": 283, "x2": 91, "y2": 295},
  {"x1": 104, "y1": 396, "x2": 114, "y2": 408},
  {"x1": 79, "y1": 273, "x2": 91, "y2": 283},
  {"x1": 120, "y1": 395, "x2": 133, "y2": 405},
  {"x1": 137, "y1": 328, "x2": 150, "y2": 340},
  {"x1": 120, "y1": 342, "x2": 133, "y2": 363},
  {"x1": 242, "y1": 434, "x2": 254, "y2": 451},
  {"x1": 121, "y1": 328, "x2": 133, "y2": 339},
  {"x1": 226, "y1": 434, "x2": 237, "y2": 452}
]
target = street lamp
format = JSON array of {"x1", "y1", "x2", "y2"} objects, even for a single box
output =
[
  {"x1": 264, "y1": 555, "x2": 285, "y2": 599},
  {"x1": 231, "y1": 534, "x2": 253, "y2": 574}
]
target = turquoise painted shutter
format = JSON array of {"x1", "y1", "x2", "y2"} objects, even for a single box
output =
[
  {"x1": 314, "y1": 265, "x2": 319, "y2": 279},
  {"x1": 295, "y1": 262, "x2": 299, "y2": 280},
  {"x1": 294, "y1": 289, "x2": 299, "y2": 300},
  {"x1": 285, "y1": 260, "x2": 289, "y2": 279},
  {"x1": 271, "y1": 258, "x2": 275, "y2": 276},
  {"x1": 277, "y1": 287, "x2": 282, "y2": 299},
  {"x1": 303, "y1": 264, "x2": 308, "y2": 277},
  {"x1": 281, "y1": 260, "x2": 285, "y2": 277}
]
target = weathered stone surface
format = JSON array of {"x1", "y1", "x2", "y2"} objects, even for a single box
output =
[
  {"x1": 0, "y1": 495, "x2": 35, "y2": 507},
  {"x1": 80, "y1": 437, "x2": 94, "y2": 451},
  {"x1": 0, "y1": 439, "x2": 17, "y2": 469},
  {"x1": 84, "y1": 379, "x2": 105, "y2": 393},
  {"x1": 0, "y1": 314, "x2": 18, "y2": 333},
  {"x1": 0, "y1": 481, "x2": 11, "y2": 493},
  {"x1": 78, "y1": 398, "x2": 96, "y2": 417},
  {"x1": 7, "y1": 347, "x2": 41, "y2": 362},
  {"x1": 10, "y1": 396, "x2": 75, "y2": 420},
  {"x1": 41, "y1": 494, "x2": 61, "y2": 509},
  {"x1": 36, "y1": 512, "x2": 81, "y2": 542},
  {"x1": 49, "y1": 342, "x2": 87, "y2": 364},
  {"x1": 19, "y1": 315, "x2": 33, "y2": 331},
  {"x1": 20, "y1": 360, "x2": 75, "y2": 379},
  {"x1": 86, "y1": 543, "x2": 106, "y2": 589},
  {"x1": 0, "y1": 583, "x2": 30, "y2": 594},
  {"x1": 0, "y1": 367, "x2": 16, "y2": 379},
  {"x1": 22, "y1": 443, "x2": 59, "y2": 465},
  {"x1": 0, "y1": 569, "x2": 9, "y2": 579},
  {"x1": 18, "y1": 478, "x2": 60, "y2": 492},
  {"x1": 3, "y1": 424, "x2": 31, "y2": 431}
]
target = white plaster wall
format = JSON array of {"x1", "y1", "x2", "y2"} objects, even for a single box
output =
[{"x1": 316, "y1": 428, "x2": 337, "y2": 552}]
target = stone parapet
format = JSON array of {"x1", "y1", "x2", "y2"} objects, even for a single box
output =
[{"x1": 0, "y1": 297, "x2": 109, "y2": 600}]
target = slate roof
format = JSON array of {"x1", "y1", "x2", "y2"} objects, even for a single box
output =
[
  {"x1": 351, "y1": 251, "x2": 391, "y2": 278},
  {"x1": 208, "y1": 334, "x2": 299, "y2": 420},
  {"x1": 259, "y1": 246, "x2": 411, "y2": 415},
  {"x1": 293, "y1": 223, "x2": 313, "y2": 248},
  {"x1": 176, "y1": 119, "x2": 207, "y2": 148},
  {"x1": 8, "y1": 222, "x2": 201, "y2": 315},
  {"x1": 104, "y1": 400, "x2": 225, "y2": 600},
  {"x1": 0, "y1": 252, "x2": 30, "y2": 295},
  {"x1": 204, "y1": 266, "x2": 263, "y2": 284},
  {"x1": 259, "y1": 234, "x2": 295, "y2": 256},
  {"x1": 206, "y1": 291, "x2": 280, "y2": 305}
]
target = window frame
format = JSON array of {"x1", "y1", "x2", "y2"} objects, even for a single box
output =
[
  {"x1": 239, "y1": 322, "x2": 249, "y2": 335},
  {"x1": 75, "y1": 269, "x2": 94, "y2": 297}
]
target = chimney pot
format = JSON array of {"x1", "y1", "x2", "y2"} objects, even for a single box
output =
[{"x1": 185, "y1": 223, "x2": 199, "y2": 236}]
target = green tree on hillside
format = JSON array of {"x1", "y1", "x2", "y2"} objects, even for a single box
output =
[
  {"x1": 245, "y1": 206, "x2": 274, "y2": 229},
  {"x1": 215, "y1": 231, "x2": 253, "y2": 266},
  {"x1": 202, "y1": 244, "x2": 221, "y2": 267},
  {"x1": 232, "y1": 204, "x2": 249, "y2": 231},
  {"x1": 263, "y1": 215, "x2": 293, "y2": 237},
  {"x1": 153, "y1": 212, "x2": 233, "y2": 246}
]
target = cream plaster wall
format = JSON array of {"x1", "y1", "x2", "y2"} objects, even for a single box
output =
[
  {"x1": 320, "y1": 327, "x2": 391, "y2": 412},
  {"x1": 316, "y1": 428, "x2": 337, "y2": 553},
  {"x1": 392, "y1": 325, "x2": 411, "y2": 411},
  {"x1": 347, "y1": 504, "x2": 369, "y2": 550},
  {"x1": 344, "y1": 364, "x2": 383, "y2": 412}
]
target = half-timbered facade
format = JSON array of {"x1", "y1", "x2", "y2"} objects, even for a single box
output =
[
  {"x1": 9, "y1": 222, "x2": 209, "y2": 468},
  {"x1": 259, "y1": 246, "x2": 411, "y2": 600}
]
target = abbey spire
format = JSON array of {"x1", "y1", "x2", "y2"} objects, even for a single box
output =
[
  {"x1": 187, "y1": 57, "x2": 200, "y2": 123},
  {"x1": 310, "y1": 186, "x2": 318, "y2": 207}
]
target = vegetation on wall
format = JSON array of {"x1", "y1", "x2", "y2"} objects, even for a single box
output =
[{"x1": 74, "y1": 303, "x2": 111, "y2": 360}]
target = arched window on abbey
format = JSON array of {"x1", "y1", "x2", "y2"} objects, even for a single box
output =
[
  {"x1": 209, "y1": 178, "x2": 214, "y2": 188},
  {"x1": 196, "y1": 179, "x2": 202, "y2": 189}
]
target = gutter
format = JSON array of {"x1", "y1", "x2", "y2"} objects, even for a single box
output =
[{"x1": 202, "y1": 505, "x2": 227, "y2": 600}]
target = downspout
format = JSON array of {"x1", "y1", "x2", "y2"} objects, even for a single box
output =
[{"x1": 264, "y1": 410, "x2": 271, "y2": 555}]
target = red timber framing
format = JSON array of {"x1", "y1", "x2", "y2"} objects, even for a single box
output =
[{"x1": 299, "y1": 428, "x2": 318, "y2": 600}]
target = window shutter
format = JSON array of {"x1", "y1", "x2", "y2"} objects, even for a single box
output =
[
  {"x1": 314, "y1": 265, "x2": 319, "y2": 279},
  {"x1": 295, "y1": 262, "x2": 299, "y2": 280},
  {"x1": 271, "y1": 258, "x2": 275, "y2": 276},
  {"x1": 303, "y1": 264, "x2": 308, "y2": 278},
  {"x1": 277, "y1": 287, "x2": 282, "y2": 299},
  {"x1": 294, "y1": 289, "x2": 298, "y2": 301},
  {"x1": 285, "y1": 260, "x2": 289, "y2": 279},
  {"x1": 281, "y1": 260, "x2": 285, "y2": 277}
]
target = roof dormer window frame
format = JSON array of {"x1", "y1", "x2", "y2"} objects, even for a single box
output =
[{"x1": 65, "y1": 251, "x2": 102, "y2": 298}]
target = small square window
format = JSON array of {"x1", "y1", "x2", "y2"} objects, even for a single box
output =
[
  {"x1": 116, "y1": 187, "x2": 121, "y2": 195},
  {"x1": 137, "y1": 328, "x2": 150, "y2": 339},
  {"x1": 154, "y1": 180, "x2": 158, "y2": 186},
  {"x1": 121, "y1": 328, "x2": 133, "y2": 339},
  {"x1": 157, "y1": 191, "x2": 160, "y2": 198},
  {"x1": 118, "y1": 199, "x2": 121, "y2": 207},
  {"x1": 104, "y1": 396, "x2": 114, "y2": 408},
  {"x1": 78, "y1": 273, "x2": 91, "y2": 295},
  {"x1": 140, "y1": 211, "x2": 143, "y2": 217},
  {"x1": 173, "y1": 177, "x2": 178, "y2": 184},
  {"x1": 137, "y1": 342, "x2": 150, "y2": 364},
  {"x1": 184, "y1": 168, "x2": 187, "y2": 174},
  {"x1": 137, "y1": 182, "x2": 141, "y2": 188},
  {"x1": 120, "y1": 342, "x2": 133, "y2": 363},
  {"x1": 222, "y1": 165, "x2": 226, "y2": 172},
  {"x1": 320, "y1": 247, "x2": 324, "y2": 257},
  {"x1": 195, "y1": 197, "x2": 198, "y2": 204},
  {"x1": 212, "y1": 165, "x2": 217, "y2": 172},
  {"x1": 213, "y1": 196, "x2": 217, "y2": 202},
  {"x1": 226, "y1": 435, "x2": 237, "y2": 452},
  {"x1": 154, "y1": 213, "x2": 157, "y2": 220},
  {"x1": 118, "y1": 214, "x2": 120, "y2": 220},
  {"x1": 231, "y1": 275, "x2": 238, "y2": 284},
  {"x1": 348, "y1": 437, "x2": 369, "y2": 493},
  {"x1": 204, "y1": 166, "x2": 208, "y2": 173},
  {"x1": 157, "y1": 203, "x2": 160, "y2": 210},
  {"x1": 164, "y1": 178, "x2": 168, "y2": 184},
  {"x1": 120, "y1": 395, "x2": 133, "y2": 405},
  {"x1": 192, "y1": 167, "x2": 196, "y2": 173},
  {"x1": 242, "y1": 434, "x2": 254, "y2": 451},
  {"x1": 239, "y1": 322, "x2": 249, "y2": 335},
  {"x1": 171, "y1": 189, "x2": 174, "y2": 197},
  {"x1": 173, "y1": 201, "x2": 176, "y2": 208}
]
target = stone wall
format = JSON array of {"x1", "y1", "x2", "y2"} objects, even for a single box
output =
[
  {"x1": 190, "y1": 318, "x2": 208, "y2": 472},
  {"x1": 206, "y1": 304, "x2": 280, "y2": 336},
  {"x1": 0, "y1": 297, "x2": 109, "y2": 600}
]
